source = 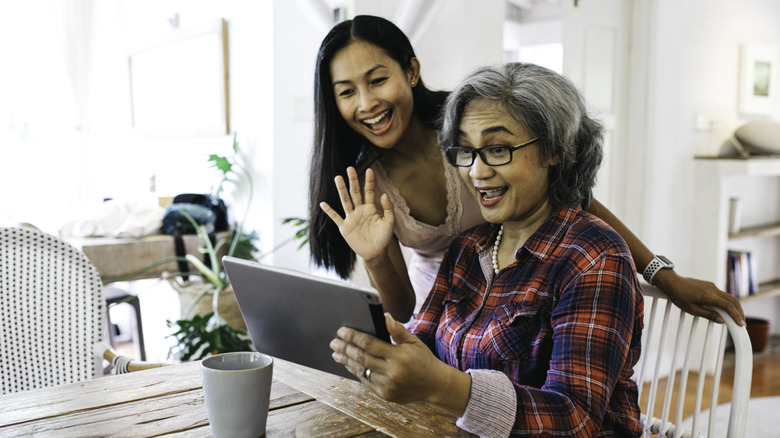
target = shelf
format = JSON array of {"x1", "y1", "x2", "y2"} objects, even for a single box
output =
[
  {"x1": 729, "y1": 222, "x2": 780, "y2": 240},
  {"x1": 693, "y1": 158, "x2": 780, "y2": 308},
  {"x1": 741, "y1": 278, "x2": 780, "y2": 303},
  {"x1": 694, "y1": 156, "x2": 780, "y2": 177}
]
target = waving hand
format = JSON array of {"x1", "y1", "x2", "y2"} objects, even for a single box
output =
[{"x1": 319, "y1": 167, "x2": 395, "y2": 262}]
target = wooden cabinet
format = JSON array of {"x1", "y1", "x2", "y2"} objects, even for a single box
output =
[{"x1": 693, "y1": 157, "x2": 780, "y2": 303}]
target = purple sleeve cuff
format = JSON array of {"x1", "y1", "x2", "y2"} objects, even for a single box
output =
[{"x1": 456, "y1": 369, "x2": 516, "y2": 438}]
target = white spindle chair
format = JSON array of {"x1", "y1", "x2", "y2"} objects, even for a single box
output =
[{"x1": 637, "y1": 285, "x2": 752, "y2": 438}]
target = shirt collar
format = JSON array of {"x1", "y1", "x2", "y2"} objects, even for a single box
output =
[
  {"x1": 473, "y1": 206, "x2": 584, "y2": 262},
  {"x1": 522, "y1": 206, "x2": 583, "y2": 262},
  {"x1": 474, "y1": 223, "x2": 502, "y2": 253}
]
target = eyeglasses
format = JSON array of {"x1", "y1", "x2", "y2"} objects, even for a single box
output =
[{"x1": 444, "y1": 138, "x2": 539, "y2": 167}]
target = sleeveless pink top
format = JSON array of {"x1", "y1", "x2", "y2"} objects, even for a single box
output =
[{"x1": 370, "y1": 149, "x2": 485, "y2": 313}]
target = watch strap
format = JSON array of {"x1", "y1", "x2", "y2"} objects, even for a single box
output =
[{"x1": 643, "y1": 255, "x2": 674, "y2": 285}]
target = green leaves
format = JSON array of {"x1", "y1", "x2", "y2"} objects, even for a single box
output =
[
  {"x1": 208, "y1": 133, "x2": 247, "y2": 204},
  {"x1": 282, "y1": 217, "x2": 309, "y2": 249},
  {"x1": 165, "y1": 134, "x2": 259, "y2": 362},
  {"x1": 230, "y1": 228, "x2": 259, "y2": 261},
  {"x1": 166, "y1": 312, "x2": 253, "y2": 361},
  {"x1": 208, "y1": 153, "x2": 232, "y2": 175},
  {"x1": 139, "y1": 134, "x2": 307, "y2": 363}
]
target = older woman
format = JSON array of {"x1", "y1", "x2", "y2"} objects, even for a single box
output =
[
  {"x1": 327, "y1": 63, "x2": 643, "y2": 437},
  {"x1": 312, "y1": 15, "x2": 742, "y2": 326}
]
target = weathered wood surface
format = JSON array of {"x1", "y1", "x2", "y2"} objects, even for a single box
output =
[
  {"x1": 0, "y1": 361, "x2": 204, "y2": 426},
  {"x1": 274, "y1": 358, "x2": 475, "y2": 438},
  {"x1": 0, "y1": 359, "x2": 464, "y2": 437},
  {"x1": 64, "y1": 231, "x2": 230, "y2": 282}
]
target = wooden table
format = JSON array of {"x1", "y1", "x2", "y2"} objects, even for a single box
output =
[
  {"x1": 64, "y1": 232, "x2": 230, "y2": 283},
  {"x1": 0, "y1": 358, "x2": 473, "y2": 437}
]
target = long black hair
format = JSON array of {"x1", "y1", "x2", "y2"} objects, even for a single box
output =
[{"x1": 308, "y1": 15, "x2": 448, "y2": 279}]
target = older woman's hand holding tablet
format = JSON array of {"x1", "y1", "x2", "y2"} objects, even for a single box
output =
[{"x1": 327, "y1": 63, "x2": 644, "y2": 437}]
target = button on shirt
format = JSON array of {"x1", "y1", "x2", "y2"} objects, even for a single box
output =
[{"x1": 409, "y1": 207, "x2": 643, "y2": 437}]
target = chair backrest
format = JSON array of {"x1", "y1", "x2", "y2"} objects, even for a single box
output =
[
  {"x1": 0, "y1": 227, "x2": 104, "y2": 394},
  {"x1": 637, "y1": 285, "x2": 752, "y2": 438}
]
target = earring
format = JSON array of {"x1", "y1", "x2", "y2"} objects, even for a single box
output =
[{"x1": 411, "y1": 81, "x2": 415, "y2": 86}]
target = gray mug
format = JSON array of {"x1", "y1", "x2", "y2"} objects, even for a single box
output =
[{"x1": 201, "y1": 352, "x2": 274, "y2": 438}]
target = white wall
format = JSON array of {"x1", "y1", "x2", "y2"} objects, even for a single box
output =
[
  {"x1": 267, "y1": 0, "x2": 506, "y2": 274},
  {"x1": 0, "y1": 0, "x2": 503, "y2": 274},
  {"x1": 4, "y1": 0, "x2": 780, "y2": 307},
  {"x1": 264, "y1": 0, "x2": 323, "y2": 273},
  {"x1": 646, "y1": 0, "x2": 780, "y2": 252},
  {"x1": 502, "y1": 0, "x2": 780, "y2": 332},
  {"x1": 646, "y1": 0, "x2": 780, "y2": 329}
]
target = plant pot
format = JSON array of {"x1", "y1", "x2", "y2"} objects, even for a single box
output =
[
  {"x1": 745, "y1": 317, "x2": 770, "y2": 353},
  {"x1": 175, "y1": 282, "x2": 247, "y2": 331}
]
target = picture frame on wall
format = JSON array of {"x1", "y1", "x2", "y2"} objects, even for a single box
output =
[
  {"x1": 738, "y1": 42, "x2": 777, "y2": 116},
  {"x1": 128, "y1": 19, "x2": 230, "y2": 137}
]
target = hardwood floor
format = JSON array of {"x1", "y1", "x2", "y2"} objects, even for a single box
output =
[
  {"x1": 737, "y1": 335, "x2": 780, "y2": 399},
  {"x1": 639, "y1": 335, "x2": 780, "y2": 420}
]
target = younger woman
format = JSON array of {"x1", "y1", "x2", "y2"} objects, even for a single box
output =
[{"x1": 309, "y1": 15, "x2": 743, "y2": 325}]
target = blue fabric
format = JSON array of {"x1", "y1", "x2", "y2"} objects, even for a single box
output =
[{"x1": 161, "y1": 203, "x2": 215, "y2": 235}]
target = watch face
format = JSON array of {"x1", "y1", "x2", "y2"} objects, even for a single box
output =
[{"x1": 657, "y1": 255, "x2": 674, "y2": 267}]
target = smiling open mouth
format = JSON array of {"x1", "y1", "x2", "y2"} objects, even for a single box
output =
[
  {"x1": 362, "y1": 109, "x2": 392, "y2": 131},
  {"x1": 478, "y1": 187, "x2": 507, "y2": 202}
]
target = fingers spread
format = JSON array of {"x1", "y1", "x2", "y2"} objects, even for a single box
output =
[
  {"x1": 334, "y1": 175, "x2": 354, "y2": 213},
  {"x1": 363, "y1": 168, "x2": 375, "y2": 205},
  {"x1": 347, "y1": 166, "x2": 363, "y2": 206},
  {"x1": 379, "y1": 193, "x2": 394, "y2": 223},
  {"x1": 319, "y1": 202, "x2": 344, "y2": 227}
]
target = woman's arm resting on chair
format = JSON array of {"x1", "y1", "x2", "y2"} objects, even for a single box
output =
[{"x1": 587, "y1": 199, "x2": 745, "y2": 325}]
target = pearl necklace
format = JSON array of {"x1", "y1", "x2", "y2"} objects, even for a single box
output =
[{"x1": 492, "y1": 224, "x2": 504, "y2": 275}]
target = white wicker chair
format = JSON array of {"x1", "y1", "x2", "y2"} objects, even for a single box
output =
[
  {"x1": 1, "y1": 226, "x2": 105, "y2": 394},
  {"x1": 637, "y1": 285, "x2": 752, "y2": 438}
]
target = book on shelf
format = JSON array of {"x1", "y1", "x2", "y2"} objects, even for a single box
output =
[
  {"x1": 726, "y1": 250, "x2": 758, "y2": 298},
  {"x1": 747, "y1": 251, "x2": 758, "y2": 295}
]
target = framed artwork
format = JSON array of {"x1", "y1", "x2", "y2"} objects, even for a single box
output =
[
  {"x1": 128, "y1": 19, "x2": 229, "y2": 137},
  {"x1": 738, "y1": 42, "x2": 777, "y2": 116}
]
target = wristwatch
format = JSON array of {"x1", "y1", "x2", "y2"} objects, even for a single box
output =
[{"x1": 643, "y1": 255, "x2": 675, "y2": 285}]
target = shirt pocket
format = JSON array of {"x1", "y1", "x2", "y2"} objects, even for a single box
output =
[
  {"x1": 436, "y1": 289, "x2": 467, "y2": 340},
  {"x1": 481, "y1": 302, "x2": 546, "y2": 362},
  {"x1": 440, "y1": 287, "x2": 469, "y2": 314}
]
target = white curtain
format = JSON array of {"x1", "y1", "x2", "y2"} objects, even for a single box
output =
[
  {"x1": 53, "y1": 0, "x2": 96, "y2": 208},
  {"x1": 55, "y1": 0, "x2": 96, "y2": 131}
]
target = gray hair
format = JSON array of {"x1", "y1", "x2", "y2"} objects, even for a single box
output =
[{"x1": 440, "y1": 62, "x2": 603, "y2": 210}]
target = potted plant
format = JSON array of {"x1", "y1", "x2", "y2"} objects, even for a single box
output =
[
  {"x1": 110, "y1": 134, "x2": 257, "y2": 361},
  {"x1": 165, "y1": 133, "x2": 261, "y2": 361},
  {"x1": 163, "y1": 212, "x2": 256, "y2": 361},
  {"x1": 168, "y1": 215, "x2": 309, "y2": 361},
  {"x1": 111, "y1": 135, "x2": 311, "y2": 361}
]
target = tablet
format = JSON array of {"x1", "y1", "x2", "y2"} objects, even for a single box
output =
[{"x1": 222, "y1": 256, "x2": 390, "y2": 380}]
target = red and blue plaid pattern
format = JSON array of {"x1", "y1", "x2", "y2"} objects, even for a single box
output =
[{"x1": 410, "y1": 207, "x2": 643, "y2": 437}]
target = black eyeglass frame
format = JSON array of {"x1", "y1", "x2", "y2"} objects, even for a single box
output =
[{"x1": 444, "y1": 138, "x2": 540, "y2": 167}]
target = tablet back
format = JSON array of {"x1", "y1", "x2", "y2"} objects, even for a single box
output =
[{"x1": 222, "y1": 256, "x2": 389, "y2": 380}]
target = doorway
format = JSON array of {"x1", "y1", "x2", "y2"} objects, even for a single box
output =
[{"x1": 503, "y1": 0, "x2": 645, "y2": 223}]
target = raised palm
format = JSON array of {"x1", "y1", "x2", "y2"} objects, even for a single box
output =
[{"x1": 320, "y1": 167, "x2": 395, "y2": 261}]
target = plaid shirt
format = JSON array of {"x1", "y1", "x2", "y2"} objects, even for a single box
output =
[{"x1": 410, "y1": 207, "x2": 643, "y2": 437}]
